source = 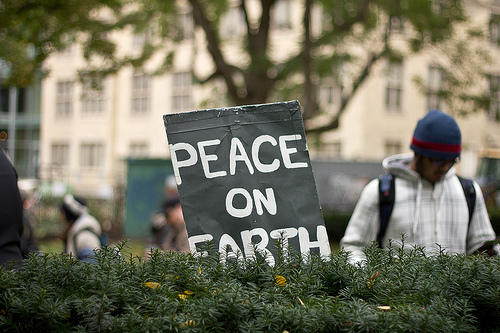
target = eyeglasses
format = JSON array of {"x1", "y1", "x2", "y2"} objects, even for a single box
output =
[{"x1": 428, "y1": 157, "x2": 460, "y2": 167}]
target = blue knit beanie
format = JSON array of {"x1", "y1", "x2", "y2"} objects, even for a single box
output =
[{"x1": 410, "y1": 110, "x2": 461, "y2": 159}]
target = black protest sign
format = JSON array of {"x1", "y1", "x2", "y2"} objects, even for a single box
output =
[{"x1": 163, "y1": 101, "x2": 330, "y2": 264}]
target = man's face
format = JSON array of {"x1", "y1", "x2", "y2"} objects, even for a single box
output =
[{"x1": 413, "y1": 155, "x2": 457, "y2": 184}]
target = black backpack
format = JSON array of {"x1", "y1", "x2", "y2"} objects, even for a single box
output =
[{"x1": 377, "y1": 174, "x2": 476, "y2": 248}]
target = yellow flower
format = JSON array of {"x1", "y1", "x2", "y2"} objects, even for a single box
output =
[
  {"x1": 178, "y1": 294, "x2": 187, "y2": 300},
  {"x1": 275, "y1": 275, "x2": 287, "y2": 287},
  {"x1": 184, "y1": 290, "x2": 194, "y2": 295},
  {"x1": 180, "y1": 320, "x2": 196, "y2": 327},
  {"x1": 198, "y1": 267, "x2": 201, "y2": 274},
  {"x1": 144, "y1": 282, "x2": 160, "y2": 289}
]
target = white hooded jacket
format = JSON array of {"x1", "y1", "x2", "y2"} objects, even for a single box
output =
[
  {"x1": 340, "y1": 153, "x2": 496, "y2": 263},
  {"x1": 65, "y1": 213, "x2": 102, "y2": 260}
]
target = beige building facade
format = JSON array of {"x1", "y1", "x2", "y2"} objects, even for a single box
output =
[{"x1": 39, "y1": 0, "x2": 500, "y2": 197}]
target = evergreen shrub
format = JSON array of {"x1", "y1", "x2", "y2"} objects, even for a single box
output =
[
  {"x1": 1, "y1": 241, "x2": 500, "y2": 332},
  {"x1": 324, "y1": 208, "x2": 500, "y2": 243}
]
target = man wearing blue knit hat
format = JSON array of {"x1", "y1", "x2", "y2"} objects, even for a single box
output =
[{"x1": 341, "y1": 110, "x2": 497, "y2": 263}]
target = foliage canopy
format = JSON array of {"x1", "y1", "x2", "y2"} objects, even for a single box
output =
[{"x1": 0, "y1": 0, "x2": 491, "y2": 133}]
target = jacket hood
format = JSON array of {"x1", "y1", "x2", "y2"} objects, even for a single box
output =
[
  {"x1": 382, "y1": 153, "x2": 456, "y2": 183},
  {"x1": 73, "y1": 213, "x2": 101, "y2": 235}
]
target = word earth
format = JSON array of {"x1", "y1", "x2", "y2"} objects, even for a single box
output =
[{"x1": 188, "y1": 225, "x2": 331, "y2": 266}]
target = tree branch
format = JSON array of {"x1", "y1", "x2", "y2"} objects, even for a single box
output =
[
  {"x1": 301, "y1": 0, "x2": 318, "y2": 120},
  {"x1": 188, "y1": 0, "x2": 241, "y2": 103},
  {"x1": 306, "y1": 22, "x2": 391, "y2": 134}
]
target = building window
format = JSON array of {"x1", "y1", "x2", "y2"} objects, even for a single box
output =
[
  {"x1": 133, "y1": 30, "x2": 152, "y2": 50},
  {"x1": 131, "y1": 73, "x2": 151, "y2": 114},
  {"x1": 272, "y1": 0, "x2": 292, "y2": 30},
  {"x1": 385, "y1": 60, "x2": 403, "y2": 112},
  {"x1": 129, "y1": 142, "x2": 149, "y2": 158},
  {"x1": 0, "y1": 87, "x2": 9, "y2": 112},
  {"x1": 389, "y1": 16, "x2": 404, "y2": 33},
  {"x1": 0, "y1": 59, "x2": 11, "y2": 80},
  {"x1": 384, "y1": 140, "x2": 402, "y2": 157},
  {"x1": 311, "y1": 5, "x2": 331, "y2": 37},
  {"x1": 56, "y1": 81, "x2": 73, "y2": 117},
  {"x1": 317, "y1": 80, "x2": 342, "y2": 112},
  {"x1": 489, "y1": 14, "x2": 500, "y2": 46},
  {"x1": 432, "y1": 1, "x2": 446, "y2": 15},
  {"x1": 177, "y1": 12, "x2": 194, "y2": 40},
  {"x1": 81, "y1": 81, "x2": 107, "y2": 114},
  {"x1": 0, "y1": 87, "x2": 28, "y2": 113},
  {"x1": 313, "y1": 141, "x2": 341, "y2": 159},
  {"x1": 80, "y1": 143, "x2": 104, "y2": 168},
  {"x1": 489, "y1": 75, "x2": 500, "y2": 121},
  {"x1": 57, "y1": 34, "x2": 75, "y2": 57},
  {"x1": 172, "y1": 72, "x2": 192, "y2": 113},
  {"x1": 427, "y1": 66, "x2": 442, "y2": 110},
  {"x1": 221, "y1": 6, "x2": 245, "y2": 39},
  {"x1": 51, "y1": 143, "x2": 70, "y2": 166}
]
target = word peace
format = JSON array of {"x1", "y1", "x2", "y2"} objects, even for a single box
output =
[{"x1": 169, "y1": 134, "x2": 307, "y2": 185}]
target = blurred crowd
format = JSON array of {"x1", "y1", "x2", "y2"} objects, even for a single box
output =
[{"x1": 0, "y1": 150, "x2": 187, "y2": 269}]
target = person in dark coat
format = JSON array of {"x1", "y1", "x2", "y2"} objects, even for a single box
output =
[{"x1": 0, "y1": 150, "x2": 24, "y2": 267}]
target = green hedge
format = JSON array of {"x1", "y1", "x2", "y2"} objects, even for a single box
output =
[
  {"x1": 1, "y1": 241, "x2": 500, "y2": 332},
  {"x1": 324, "y1": 209, "x2": 500, "y2": 243}
]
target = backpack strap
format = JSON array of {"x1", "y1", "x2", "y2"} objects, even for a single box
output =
[
  {"x1": 377, "y1": 173, "x2": 395, "y2": 248},
  {"x1": 456, "y1": 175, "x2": 476, "y2": 228},
  {"x1": 72, "y1": 227, "x2": 101, "y2": 252}
]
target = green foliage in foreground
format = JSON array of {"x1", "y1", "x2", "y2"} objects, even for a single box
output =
[{"x1": 1, "y1": 241, "x2": 500, "y2": 332}]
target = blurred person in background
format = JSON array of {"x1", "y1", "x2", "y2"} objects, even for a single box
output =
[
  {"x1": 145, "y1": 196, "x2": 189, "y2": 257},
  {"x1": 0, "y1": 150, "x2": 24, "y2": 267},
  {"x1": 59, "y1": 194, "x2": 102, "y2": 262},
  {"x1": 161, "y1": 196, "x2": 189, "y2": 253},
  {"x1": 148, "y1": 208, "x2": 170, "y2": 252},
  {"x1": 164, "y1": 174, "x2": 179, "y2": 199}
]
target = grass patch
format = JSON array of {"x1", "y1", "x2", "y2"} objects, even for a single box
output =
[{"x1": 37, "y1": 237, "x2": 147, "y2": 258}]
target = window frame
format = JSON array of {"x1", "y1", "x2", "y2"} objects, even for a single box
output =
[
  {"x1": 171, "y1": 71, "x2": 192, "y2": 113},
  {"x1": 56, "y1": 81, "x2": 74, "y2": 117},
  {"x1": 81, "y1": 80, "x2": 107, "y2": 114},
  {"x1": 80, "y1": 142, "x2": 105, "y2": 169},
  {"x1": 427, "y1": 66, "x2": 442, "y2": 111},
  {"x1": 131, "y1": 73, "x2": 151, "y2": 114},
  {"x1": 51, "y1": 143, "x2": 70, "y2": 167},
  {"x1": 385, "y1": 60, "x2": 403, "y2": 112},
  {"x1": 489, "y1": 74, "x2": 500, "y2": 121}
]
